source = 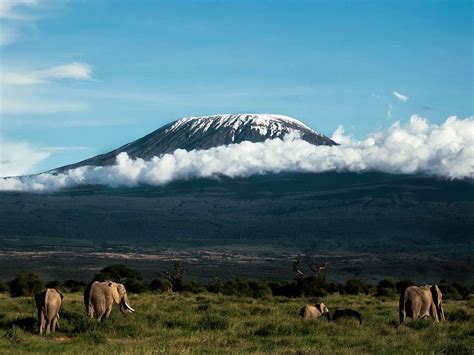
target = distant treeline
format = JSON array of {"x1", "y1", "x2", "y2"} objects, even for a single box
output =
[{"x1": 1, "y1": 264, "x2": 472, "y2": 301}]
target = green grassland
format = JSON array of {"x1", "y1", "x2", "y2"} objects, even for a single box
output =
[{"x1": 0, "y1": 292, "x2": 472, "y2": 354}]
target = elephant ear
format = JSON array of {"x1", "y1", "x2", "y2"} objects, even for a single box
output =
[
  {"x1": 315, "y1": 304, "x2": 322, "y2": 313},
  {"x1": 110, "y1": 283, "x2": 121, "y2": 304}
]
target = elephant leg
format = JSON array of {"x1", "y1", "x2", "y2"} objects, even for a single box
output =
[
  {"x1": 430, "y1": 303, "x2": 439, "y2": 322},
  {"x1": 45, "y1": 319, "x2": 52, "y2": 335},
  {"x1": 399, "y1": 307, "x2": 406, "y2": 324},
  {"x1": 38, "y1": 310, "x2": 45, "y2": 335},
  {"x1": 51, "y1": 317, "x2": 58, "y2": 332},
  {"x1": 104, "y1": 304, "x2": 113, "y2": 320}
]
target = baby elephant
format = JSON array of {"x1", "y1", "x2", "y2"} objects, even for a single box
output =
[
  {"x1": 34, "y1": 288, "x2": 63, "y2": 335},
  {"x1": 331, "y1": 309, "x2": 362, "y2": 325},
  {"x1": 300, "y1": 303, "x2": 330, "y2": 320}
]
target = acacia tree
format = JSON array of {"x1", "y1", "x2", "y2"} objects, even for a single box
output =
[
  {"x1": 292, "y1": 257, "x2": 329, "y2": 297},
  {"x1": 160, "y1": 261, "x2": 184, "y2": 293}
]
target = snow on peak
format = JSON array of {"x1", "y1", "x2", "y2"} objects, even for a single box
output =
[{"x1": 166, "y1": 113, "x2": 320, "y2": 137}]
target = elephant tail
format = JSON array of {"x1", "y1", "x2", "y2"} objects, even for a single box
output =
[{"x1": 399, "y1": 292, "x2": 406, "y2": 324}]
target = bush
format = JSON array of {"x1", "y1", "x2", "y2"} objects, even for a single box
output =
[
  {"x1": 63, "y1": 279, "x2": 87, "y2": 292},
  {"x1": 297, "y1": 275, "x2": 329, "y2": 297},
  {"x1": 439, "y1": 280, "x2": 472, "y2": 300},
  {"x1": 248, "y1": 280, "x2": 272, "y2": 299},
  {"x1": 123, "y1": 278, "x2": 147, "y2": 293},
  {"x1": 45, "y1": 280, "x2": 62, "y2": 289},
  {"x1": 0, "y1": 281, "x2": 9, "y2": 293},
  {"x1": 150, "y1": 278, "x2": 168, "y2": 292},
  {"x1": 94, "y1": 264, "x2": 143, "y2": 282},
  {"x1": 183, "y1": 282, "x2": 207, "y2": 294},
  {"x1": 395, "y1": 280, "x2": 415, "y2": 294},
  {"x1": 343, "y1": 279, "x2": 364, "y2": 295},
  {"x1": 376, "y1": 278, "x2": 397, "y2": 297},
  {"x1": 9, "y1": 272, "x2": 44, "y2": 297}
]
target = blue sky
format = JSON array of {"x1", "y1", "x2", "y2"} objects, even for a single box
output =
[{"x1": 1, "y1": 0, "x2": 473, "y2": 175}]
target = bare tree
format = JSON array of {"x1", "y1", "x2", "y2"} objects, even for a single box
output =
[
  {"x1": 160, "y1": 261, "x2": 183, "y2": 293},
  {"x1": 292, "y1": 257, "x2": 327, "y2": 278}
]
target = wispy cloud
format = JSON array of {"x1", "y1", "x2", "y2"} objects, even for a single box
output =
[
  {"x1": 0, "y1": 0, "x2": 41, "y2": 46},
  {"x1": 392, "y1": 90, "x2": 409, "y2": 102},
  {"x1": 43, "y1": 146, "x2": 90, "y2": 152},
  {"x1": 386, "y1": 104, "x2": 392, "y2": 118},
  {"x1": 0, "y1": 0, "x2": 39, "y2": 20},
  {"x1": 2, "y1": 62, "x2": 93, "y2": 85},
  {"x1": 1, "y1": 96, "x2": 88, "y2": 115}
]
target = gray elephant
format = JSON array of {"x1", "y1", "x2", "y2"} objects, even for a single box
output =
[
  {"x1": 300, "y1": 303, "x2": 330, "y2": 320},
  {"x1": 399, "y1": 285, "x2": 445, "y2": 323},
  {"x1": 34, "y1": 288, "x2": 63, "y2": 335},
  {"x1": 84, "y1": 281, "x2": 135, "y2": 321}
]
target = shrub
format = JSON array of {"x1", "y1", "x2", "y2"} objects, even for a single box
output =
[
  {"x1": 94, "y1": 264, "x2": 143, "y2": 282},
  {"x1": 343, "y1": 279, "x2": 364, "y2": 295},
  {"x1": 395, "y1": 280, "x2": 415, "y2": 294},
  {"x1": 297, "y1": 275, "x2": 329, "y2": 297},
  {"x1": 376, "y1": 278, "x2": 397, "y2": 297},
  {"x1": 45, "y1": 280, "x2": 62, "y2": 289},
  {"x1": 248, "y1": 280, "x2": 272, "y2": 299},
  {"x1": 63, "y1": 279, "x2": 87, "y2": 292},
  {"x1": 0, "y1": 281, "x2": 9, "y2": 293},
  {"x1": 123, "y1": 278, "x2": 147, "y2": 293},
  {"x1": 268, "y1": 281, "x2": 301, "y2": 298},
  {"x1": 439, "y1": 280, "x2": 471, "y2": 300},
  {"x1": 183, "y1": 282, "x2": 207, "y2": 294},
  {"x1": 9, "y1": 272, "x2": 44, "y2": 297},
  {"x1": 150, "y1": 278, "x2": 168, "y2": 292}
]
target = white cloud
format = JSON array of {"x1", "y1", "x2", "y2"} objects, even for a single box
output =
[
  {"x1": 1, "y1": 115, "x2": 473, "y2": 192},
  {"x1": 0, "y1": 139, "x2": 50, "y2": 177},
  {"x1": 2, "y1": 62, "x2": 93, "y2": 85},
  {"x1": 0, "y1": 0, "x2": 39, "y2": 20},
  {"x1": 392, "y1": 91, "x2": 409, "y2": 102},
  {"x1": 0, "y1": 0, "x2": 40, "y2": 46}
]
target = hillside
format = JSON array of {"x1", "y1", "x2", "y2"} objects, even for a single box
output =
[{"x1": 1, "y1": 172, "x2": 472, "y2": 283}]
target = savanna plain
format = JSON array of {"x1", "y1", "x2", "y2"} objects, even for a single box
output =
[{"x1": 0, "y1": 291, "x2": 472, "y2": 354}]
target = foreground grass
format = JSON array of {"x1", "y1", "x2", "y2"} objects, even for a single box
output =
[{"x1": 0, "y1": 292, "x2": 472, "y2": 354}]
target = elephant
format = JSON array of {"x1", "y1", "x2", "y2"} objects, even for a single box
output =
[
  {"x1": 399, "y1": 284, "x2": 445, "y2": 324},
  {"x1": 331, "y1": 309, "x2": 363, "y2": 325},
  {"x1": 300, "y1": 303, "x2": 330, "y2": 320},
  {"x1": 34, "y1": 288, "x2": 63, "y2": 335},
  {"x1": 84, "y1": 281, "x2": 135, "y2": 321}
]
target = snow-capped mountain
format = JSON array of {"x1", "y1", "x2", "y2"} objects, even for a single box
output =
[{"x1": 55, "y1": 114, "x2": 336, "y2": 170}]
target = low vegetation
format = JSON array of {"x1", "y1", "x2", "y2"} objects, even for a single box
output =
[{"x1": 0, "y1": 265, "x2": 472, "y2": 353}]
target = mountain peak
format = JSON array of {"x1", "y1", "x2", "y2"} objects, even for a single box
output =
[
  {"x1": 54, "y1": 113, "x2": 335, "y2": 171},
  {"x1": 165, "y1": 113, "x2": 324, "y2": 140}
]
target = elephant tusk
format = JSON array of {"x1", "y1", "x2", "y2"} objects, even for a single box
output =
[{"x1": 124, "y1": 302, "x2": 135, "y2": 312}]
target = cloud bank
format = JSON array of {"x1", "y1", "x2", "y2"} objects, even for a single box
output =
[{"x1": 1, "y1": 115, "x2": 473, "y2": 192}]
